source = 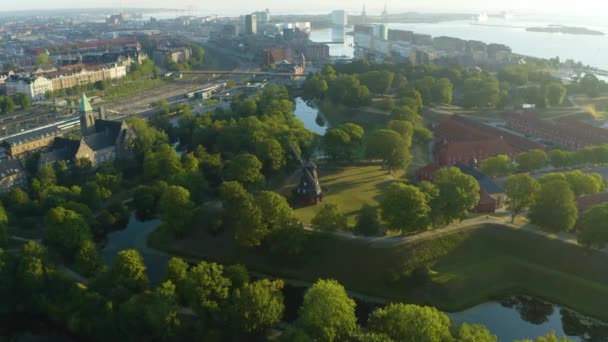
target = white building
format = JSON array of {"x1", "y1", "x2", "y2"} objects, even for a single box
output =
[
  {"x1": 6, "y1": 76, "x2": 53, "y2": 101},
  {"x1": 331, "y1": 10, "x2": 347, "y2": 27}
]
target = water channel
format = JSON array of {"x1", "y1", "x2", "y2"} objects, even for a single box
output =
[{"x1": 102, "y1": 214, "x2": 608, "y2": 341}]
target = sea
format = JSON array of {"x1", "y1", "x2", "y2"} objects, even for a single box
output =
[{"x1": 309, "y1": 13, "x2": 608, "y2": 73}]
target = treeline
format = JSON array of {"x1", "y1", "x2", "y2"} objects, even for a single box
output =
[
  {"x1": 502, "y1": 171, "x2": 608, "y2": 248},
  {"x1": 0, "y1": 241, "x2": 572, "y2": 341},
  {"x1": 304, "y1": 60, "x2": 580, "y2": 111},
  {"x1": 0, "y1": 93, "x2": 31, "y2": 114},
  {"x1": 480, "y1": 145, "x2": 608, "y2": 177}
]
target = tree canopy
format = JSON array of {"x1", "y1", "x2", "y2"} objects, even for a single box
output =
[{"x1": 299, "y1": 279, "x2": 358, "y2": 342}]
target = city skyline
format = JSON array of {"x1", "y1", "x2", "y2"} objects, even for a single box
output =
[{"x1": 1, "y1": 0, "x2": 607, "y2": 17}]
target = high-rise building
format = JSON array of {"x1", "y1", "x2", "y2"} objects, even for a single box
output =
[
  {"x1": 245, "y1": 14, "x2": 257, "y2": 35},
  {"x1": 331, "y1": 10, "x2": 347, "y2": 27},
  {"x1": 254, "y1": 9, "x2": 271, "y2": 24}
]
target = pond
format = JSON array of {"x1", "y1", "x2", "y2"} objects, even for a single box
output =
[
  {"x1": 103, "y1": 214, "x2": 608, "y2": 341},
  {"x1": 293, "y1": 97, "x2": 329, "y2": 135}
]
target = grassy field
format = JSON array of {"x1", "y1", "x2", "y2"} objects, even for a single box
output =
[
  {"x1": 573, "y1": 95, "x2": 608, "y2": 119},
  {"x1": 151, "y1": 224, "x2": 608, "y2": 322},
  {"x1": 281, "y1": 165, "x2": 405, "y2": 225}
]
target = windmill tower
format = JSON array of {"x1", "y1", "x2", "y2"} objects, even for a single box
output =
[{"x1": 291, "y1": 146, "x2": 323, "y2": 205}]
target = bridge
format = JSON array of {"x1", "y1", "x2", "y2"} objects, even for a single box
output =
[{"x1": 179, "y1": 70, "x2": 301, "y2": 77}]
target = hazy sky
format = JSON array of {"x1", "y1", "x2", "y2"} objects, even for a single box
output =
[{"x1": 2, "y1": 0, "x2": 608, "y2": 16}]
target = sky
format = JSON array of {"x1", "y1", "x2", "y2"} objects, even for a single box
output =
[{"x1": 2, "y1": 0, "x2": 608, "y2": 17}]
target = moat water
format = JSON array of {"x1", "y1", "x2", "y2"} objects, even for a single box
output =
[{"x1": 99, "y1": 214, "x2": 608, "y2": 341}]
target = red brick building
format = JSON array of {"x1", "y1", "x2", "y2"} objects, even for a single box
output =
[{"x1": 504, "y1": 112, "x2": 608, "y2": 150}]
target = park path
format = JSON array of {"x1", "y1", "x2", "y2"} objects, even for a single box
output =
[{"x1": 304, "y1": 215, "x2": 603, "y2": 252}]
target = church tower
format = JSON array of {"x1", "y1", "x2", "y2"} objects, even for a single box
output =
[{"x1": 79, "y1": 93, "x2": 96, "y2": 136}]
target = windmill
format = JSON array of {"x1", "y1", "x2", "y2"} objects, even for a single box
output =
[{"x1": 291, "y1": 145, "x2": 323, "y2": 205}]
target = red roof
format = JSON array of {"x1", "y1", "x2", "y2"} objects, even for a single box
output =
[{"x1": 436, "y1": 139, "x2": 516, "y2": 166}]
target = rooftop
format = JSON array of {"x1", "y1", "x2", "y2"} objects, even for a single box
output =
[{"x1": 80, "y1": 92, "x2": 93, "y2": 112}]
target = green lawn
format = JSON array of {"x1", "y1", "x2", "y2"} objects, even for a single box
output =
[
  {"x1": 283, "y1": 165, "x2": 405, "y2": 225},
  {"x1": 151, "y1": 224, "x2": 608, "y2": 322}
]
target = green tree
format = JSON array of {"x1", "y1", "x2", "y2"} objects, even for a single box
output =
[
  {"x1": 498, "y1": 65, "x2": 529, "y2": 85},
  {"x1": 159, "y1": 185, "x2": 195, "y2": 237},
  {"x1": 387, "y1": 120, "x2": 414, "y2": 142},
  {"x1": 549, "y1": 149, "x2": 572, "y2": 168},
  {"x1": 578, "y1": 203, "x2": 608, "y2": 248},
  {"x1": 231, "y1": 279, "x2": 285, "y2": 334},
  {"x1": 580, "y1": 73, "x2": 601, "y2": 98},
  {"x1": 367, "y1": 129, "x2": 412, "y2": 174},
  {"x1": 355, "y1": 205, "x2": 382, "y2": 236},
  {"x1": 390, "y1": 105, "x2": 420, "y2": 123},
  {"x1": 358, "y1": 71, "x2": 395, "y2": 94},
  {"x1": 303, "y1": 75, "x2": 329, "y2": 99},
  {"x1": 38, "y1": 164, "x2": 57, "y2": 189},
  {"x1": 529, "y1": 180, "x2": 578, "y2": 232},
  {"x1": 380, "y1": 182, "x2": 430, "y2": 233},
  {"x1": 564, "y1": 171, "x2": 603, "y2": 196},
  {"x1": 143, "y1": 144, "x2": 183, "y2": 181},
  {"x1": 431, "y1": 167, "x2": 480, "y2": 225},
  {"x1": 45, "y1": 207, "x2": 92, "y2": 257},
  {"x1": 431, "y1": 78, "x2": 453, "y2": 104},
  {"x1": 327, "y1": 74, "x2": 370, "y2": 108},
  {"x1": 255, "y1": 191, "x2": 295, "y2": 231},
  {"x1": 457, "y1": 323, "x2": 497, "y2": 342},
  {"x1": 223, "y1": 153, "x2": 265, "y2": 186},
  {"x1": 185, "y1": 261, "x2": 231, "y2": 317},
  {"x1": 463, "y1": 76, "x2": 501, "y2": 108},
  {"x1": 545, "y1": 82, "x2": 567, "y2": 106},
  {"x1": 324, "y1": 128, "x2": 352, "y2": 161},
  {"x1": 516, "y1": 149, "x2": 548, "y2": 172},
  {"x1": 109, "y1": 249, "x2": 149, "y2": 293},
  {"x1": 299, "y1": 279, "x2": 358, "y2": 342},
  {"x1": 265, "y1": 219, "x2": 308, "y2": 259},
  {"x1": 255, "y1": 138, "x2": 286, "y2": 175},
  {"x1": 35, "y1": 52, "x2": 50, "y2": 66},
  {"x1": 224, "y1": 264, "x2": 250, "y2": 290},
  {"x1": 515, "y1": 331, "x2": 574, "y2": 342},
  {"x1": 311, "y1": 202, "x2": 348, "y2": 232},
  {"x1": 75, "y1": 240, "x2": 103, "y2": 276},
  {"x1": 503, "y1": 174, "x2": 540, "y2": 222},
  {"x1": 479, "y1": 155, "x2": 513, "y2": 177},
  {"x1": 368, "y1": 303, "x2": 453, "y2": 342},
  {"x1": 219, "y1": 181, "x2": 268, "y2": 247}
]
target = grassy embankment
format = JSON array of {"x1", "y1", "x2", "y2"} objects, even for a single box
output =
[
  {"x1": 150, "y1": 164, "x2": 608, "y2": 322},
  {"x1": 150, "y1": 223, "x2": 608, "y2": 322},
  {"x1": 280, "y1": 165, "x2": 405, "y2": 225}
]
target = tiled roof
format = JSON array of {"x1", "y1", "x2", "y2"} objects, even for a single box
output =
[
  {"x1": 454, "y1": 162, "x2": 505, "y2": 194},
  {"x1": 0, "y1": 159, "x2": 25, "y2": 179},
  {"x1": 2, "y1": 126, "x2": 61, "y2": 147},
  {"x1": 437, "y1": 139, "x2": 516, "y2": 163}
]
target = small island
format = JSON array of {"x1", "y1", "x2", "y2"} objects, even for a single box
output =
[{"x1": 527, "y1": 25, "x2": 605, "y2": 36}]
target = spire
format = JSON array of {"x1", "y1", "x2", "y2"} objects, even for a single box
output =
[
  {"x1": 382, "y1": 1, "x2": 389, "y2": 23},
  {"x1": 362, "y1": 4, "x2": 367, "y2": 24},
  {"x1": 80, "y1": 93, "x2": 93, "y2": 113}
]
